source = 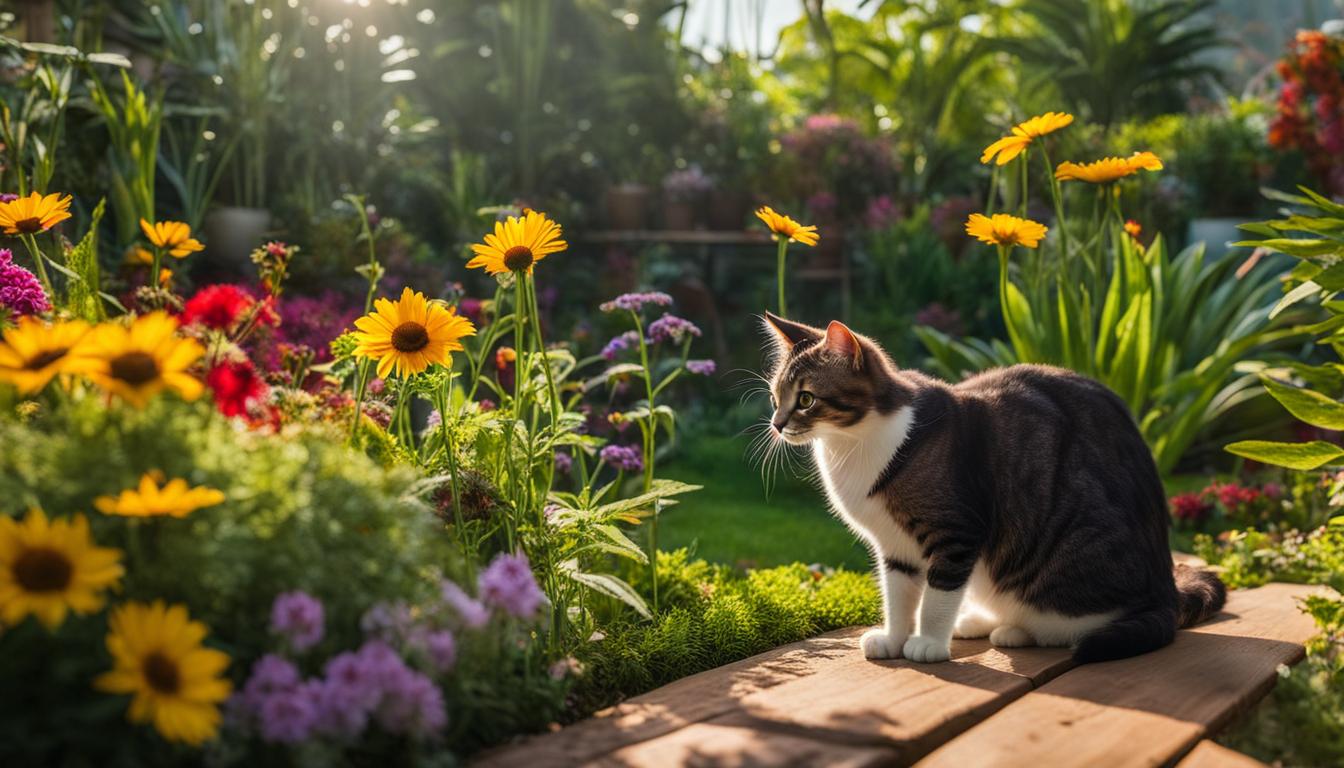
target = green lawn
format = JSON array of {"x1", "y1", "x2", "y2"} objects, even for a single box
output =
[{"x1": 658, "y1": 435, "x2": 869, "y2": 570}]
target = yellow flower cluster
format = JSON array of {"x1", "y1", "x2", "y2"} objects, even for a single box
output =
[{"x1": 0, "y1": 312, "x2": 205, "y2": 406}]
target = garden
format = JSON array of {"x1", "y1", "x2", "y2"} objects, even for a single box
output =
[{"x1": 2, "y1": 0, "x2": 1344, "y2": 765}]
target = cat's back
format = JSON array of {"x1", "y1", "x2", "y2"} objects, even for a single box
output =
[{"x1": 951, "y1": 363, "x2": 1135, "y2": 429}]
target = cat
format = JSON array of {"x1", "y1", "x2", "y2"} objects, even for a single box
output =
[{"x1": 760, "y1": 312, "x2": 1226, "y2": 663}]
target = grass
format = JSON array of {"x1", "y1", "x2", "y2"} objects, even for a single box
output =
[{"x1": 658, "y1": 434, "x2": 869, "y2": 570}]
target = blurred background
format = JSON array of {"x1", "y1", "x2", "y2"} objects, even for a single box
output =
[{"x1": 2, "y1": 0, "x2": 1342, "y2": 567}]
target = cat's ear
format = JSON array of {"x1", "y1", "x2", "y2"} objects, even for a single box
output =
[
  {"x1": 825, "y1": 321, "x2": 863, "y2": 368},
  {"x1": 761, "y1": 311, "x2": 821, "y2": 351}
]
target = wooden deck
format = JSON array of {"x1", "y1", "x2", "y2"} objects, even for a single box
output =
[{"x1": 479, "y1": 583, "x2": 1326, "y2": 767}]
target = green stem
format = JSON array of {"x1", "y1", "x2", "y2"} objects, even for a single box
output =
[
  {"x1": 349, "y1": 359, "x2": 372, "y2": 445},
  {"x1": 775, "y1": 237, "x2": 789, "y2": 316},
  {"x1": 631, "y1": 310, "x2": 659, "y2": 614},
  {"x1": 1040, "y1": 144, "x2": 1069, "y2": 262},
  {"x1": 525, "y1": 274, "x2": 560, "y2": 424},
  {"x1": 437, "y1": 387, "x2": 467, "y2": 553},
  {"x1": 19, "y1": 233, "x2": 54, "y2": 300},
  {"x1": 1019, "y1": 150, "x2": 1029, "y2": 218}
]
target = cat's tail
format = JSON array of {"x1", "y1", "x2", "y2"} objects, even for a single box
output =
[
  {"x1": 1174, "y1": 564, "x2": 1227, "y2": 628},
  {"x1": 1072, "y1": 566, "x2": 1227, "y2": 663}
]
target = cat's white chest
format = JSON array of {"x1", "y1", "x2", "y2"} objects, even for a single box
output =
[{"x1": 812, "y1": 408, "x2": 922, "y2": 565}]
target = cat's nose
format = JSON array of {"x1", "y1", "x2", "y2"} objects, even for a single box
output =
[{"x1": 772, "y1": 413, "x2": 789, "y2": 433}]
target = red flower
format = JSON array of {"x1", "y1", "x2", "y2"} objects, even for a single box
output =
[
  {"x1": 206, "y1": 359, "x2": 268, "y2": 418},
  {"x1": 1170, "y1": 493, "x2": 1212, "y2": 523},
  {"x1": 181, "y1": 284, "x2": 252, "y2": 330}
]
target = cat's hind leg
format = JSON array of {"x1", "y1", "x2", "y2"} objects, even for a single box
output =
[
  {"x1": 989, "y1": 625, "x2": 1034, "y2": 647},
  {"x1": 953, "y1": 609, "x2": 996, "y2": 639}
]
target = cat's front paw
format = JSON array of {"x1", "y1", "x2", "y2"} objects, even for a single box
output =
[
  {"x1": 860, "y1": 628, "x2": 906, "y2": 659},
  {"x1": 902, "y1": 634, "x2": 952, "y2": 663}
]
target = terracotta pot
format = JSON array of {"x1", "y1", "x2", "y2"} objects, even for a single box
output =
[
  {"x1": 662, "y1": 199, "x2": 699, "y2": 231},
  {"x1": 605, "y1": 183, "x2": 651, "y2": 231},
  {"x1": 707, "y1": 188, "x2": 751, "y2": 231},
  {"x1": 203, "y1": 206, "x2": 271, "y2": 279}
]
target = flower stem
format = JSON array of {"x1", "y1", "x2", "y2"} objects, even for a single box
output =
[
  {"x1": 349, "y1": 359, "x2": 371, "y2": 445},
  {"x1": 775, "y1": 237, "x2": 789, "y2": 316},
  {"x1": 436, "y1": 386, "x2": 467, "y2": 552},
  {"x1": 19, "y1": 233, "x2": 54, "y2": 300},
  {"x1": 1040, "y1": 144, "x2": 1069, "y2": 262},
  {"x1": 525, "y1": 274, "x2": 560, "y2": 424},
  {"x1": 631, "y1": 310, "x2": 659, "y2": 614}
]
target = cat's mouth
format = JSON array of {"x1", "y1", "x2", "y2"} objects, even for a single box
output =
[{"x1": 777, "y1": 427, "x2": 811, "y2": 446}]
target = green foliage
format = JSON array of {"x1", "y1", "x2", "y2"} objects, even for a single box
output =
[
  {"x1": 87, "y1": 69, "x2": 162, "y2": 247},
  {"x1": 572, "y1": 550, "x2": 879, "y2": 713}
]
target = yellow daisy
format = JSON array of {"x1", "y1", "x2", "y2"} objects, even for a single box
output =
[
  {"x1": 353, "y1": 287, "x2": 477, "y2": 379},
  {"x1": 0, "y1": 317, "x2": 92, "y2": 394},
  {"x1": 0, "y1": 191, "x2": 73, "y2": 235},
  {"x1": 980, "y1": 112, "x2": 1074, "y2": 166},
  {"x1": 95, "y1": 474, "x2": 225, "y2": 519},
  {"x1": 467, "y1": 210, "x2": 567, "y2": 275},
  {"x1": 0, "y1": 509, "x2": 123, "y2": 630},
  {"x1": 755, "y1": 206, "x2": 819, "y2": 246},
  {"x1": 965, "y1": 213, "x2": 1049, "y2": 249},
  {"x1": 95, "y1": 601, "x2": 232, "y2": 746},
  {"x1": 140, "y1": 220, "x2": 204, "y2": 259},
  {"x1": 73, "y1": 312, "x2": 205, "y2": 408},
  {"x1": 1055, "y1": 151, "x2": 1164, "y2": 184}
]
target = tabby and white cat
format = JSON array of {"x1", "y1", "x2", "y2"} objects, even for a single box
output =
[{"x1": 762, "y1": 312, "x2": 1225, "y2": 663}]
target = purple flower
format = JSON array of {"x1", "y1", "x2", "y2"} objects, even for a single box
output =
[
  {"x1": 600, "y1": 291, "x2": 673, "y2": 313},
  {"x1": 270, "y1": 591, "x2": 325, "y2": 651},
  {"x1": 0, "y1": 249, "x2": 51, "y2": 317},
  {"x1": 601, "y1": 330, "x2": 640, "y2": 360},
  {"x1": 259, "y1": 684, "x2": 319, "y2": 744},
  {"x1": 360, "y1": 600, "x2": 413, "y2": 641},
  {"x1": 240, "y1": 654, "x2": 301, "y2": 712},
  {"x1": 412, "y1": 628, "x2": 457, "y2": 673},
  {"x1": 554, "y1": 451, "x2": 573, "y2": 474},
  {"x1": 277, "y1": 291, "x2": 360, "y2": 364},
  {"x1": 600, "y1": 443, "x2": 644, "y2": 473},
  {"x1": 0, "y1": 193, "x2": 17, "y2": 203},
  {"x1": 312, "y1": 675, "x2": 372, "y2": 737},
  {"x1": 646, "y1": 313, "x2": 701, "y2": 344},
  {"x1": 440, "y1": 580, "x2": 489, "y2": 629},
  {"x1": 375, "y1": 667, "x2": 448, "y2": 737},
  {"x1": 478, "y1": 552, "x2": 546, "y2": 619},
  {"x1": 322, "y1": 650, "x2": 383, "y2": 711},
  {"x1": 686, "y1": 359, "x2": 716, "y2": 376},
  {"x1": 426, "y1": 409, "x2": 442, "y2": 430}
]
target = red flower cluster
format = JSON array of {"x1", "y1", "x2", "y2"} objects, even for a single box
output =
[
  {"x1": 1205, "y1": 481, "x2": 1261, "y2": 508},
  {"x1": 206, "y1": 359, "x2": 268, "y2": 418},
  {"x1": 1269, "y1": 31, "x2": 1344, "y2": 194},
  {"x1": 1169, "y1": 492, "x2": 1212, "y2": 523},
  {"x1": 181, "y1": 284, "x2": 252, "y2": 331}
]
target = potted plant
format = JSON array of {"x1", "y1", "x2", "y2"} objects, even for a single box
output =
[{"x1": 660, "y1": 165, "x2": 712, "y2": 230}]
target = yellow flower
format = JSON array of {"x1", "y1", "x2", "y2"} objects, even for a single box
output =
[
  {"x1": 0, "y1": 317, "x2": 92, "y2": 394},
  {"x1": 74, "y1": 312, "x2": 205, "y2": 408},
  {"x1": 95, "y1": 601, "x2": 232, "y2": 746},
  {"x1": 0, "y1": 191, "x2": 73, "y2": 235},
  {"x1": 95, "y1": 474, "x2": 225, "y2": 519},
  {"x1": 755, "y1": 206, "x2": 819, "y2": 246},
  {"x1": 353, "y1": 287, "x2": 477, "y2": 379},
  {"x1": 965, "y1": 213, "x2": 1049, "y2": 249},
  {"x1": 125, "y1": 246, "x2": 155, "y2": 265},
  {"x1": 140, "y1": 220, "x2": 204, "y2": 259},
  {"x1": 0, "y1": 509, "x2": 123, "y2": 630},
  {"x1": 467, "y1": 210, "x2": 567, "y2": 275},
  {"x1": 1055, "y1": 151, "x2": 1164, "y2": 184},
  {"x1": 980, "y1": 112, "x2": 1074, "y2": 166}
]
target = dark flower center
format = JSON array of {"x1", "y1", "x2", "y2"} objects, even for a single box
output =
[
  {"x1": 14, "y1": 217, "x2": 43, "y2": 233},
  {"x1": 503, "y1": 245, "x2": 534, "y2": 271},
  {"x1": 25, "y1": 347, "x2": 68, "y2": 371},
  {"x1": 391, "y1": 322, "x2": 430, "y2": 353},
  {"x1": 109, "y1": 352, "x2": 160, "y2": 385},
  {"x1": 143, "y1": 652, "x2": 181, "y2": 694},
  {"x1": 13, "y1": 547, "x2": 73, "y2": 592}
]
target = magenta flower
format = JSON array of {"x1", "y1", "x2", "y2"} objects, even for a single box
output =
[
  {"x1": 600, "y1": 291, "x2": 673, "y2": 313},
  {"x1": 646, "y1": 313, "x2": 701, "y2": 344},
  {"x1": 478, "y1": 552, "x2": 546, "y2": 620},
  {"x1": 600, "y1": 443, "x2": 644, "y2": 473},
  {"x1": 602, "y1": 330, "x2": 641, "y2": 360},
  {"x1": 270, "y1": 590, "x2": 325, "y2": 651},
  {"x1": 0, "y1": 249, "x2": 50, "y2": 317}
]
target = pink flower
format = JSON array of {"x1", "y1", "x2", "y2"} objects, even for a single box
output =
[
  {"x1": 478, "y1": 552, "x2": 546, "y2": 620},
  {"x1": 270, "y1": 590, "x2": 325, "y2": 651}
]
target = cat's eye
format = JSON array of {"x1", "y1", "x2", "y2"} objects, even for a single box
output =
[{"x1": 797, "y1": 391, "x2": 816, "y2": 410}]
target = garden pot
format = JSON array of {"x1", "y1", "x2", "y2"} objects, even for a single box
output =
[
  {"x1": 203, "y1": 206, "x2": 271, "y2": 279},
  {"x1": 662, "y1": 199, "x2": 699, "y2": 231},
  {"x1": 707, "y1": 188, "x2": 752, "y2": 231},
  {"x1": 1186, "y1": 217, "x2": 1248, "y2": 257},
  {"x1": 605, "y1": 183, "x2": 651, "y2": 231}
]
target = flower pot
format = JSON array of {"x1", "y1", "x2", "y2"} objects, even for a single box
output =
[
  {"x1": 662, "y1": 199, "x2": 699, "y2": 231},
  {"x1": 1186, "y1": 217, "x2": 1248, "y2": 257},
  {"x1": 605, "y1": 183, "x2": 651, "y2": 231},
  {"x1": 707, "y1": 189, "x2": 751, "y2": 231},
  {"x1": 203, "y1": 206, "x2": 271, "y2": 279}
]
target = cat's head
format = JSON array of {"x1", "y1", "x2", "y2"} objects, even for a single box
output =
[{"x1": 762, "y1": 312, "x2": 906, "y2": 445}]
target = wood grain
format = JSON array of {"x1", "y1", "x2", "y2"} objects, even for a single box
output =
[{"x1": 1175, "y1": 741, "x2": 1269, "y2": 768}]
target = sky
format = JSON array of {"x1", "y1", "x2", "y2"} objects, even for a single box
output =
[{"x1": 677, "y1": 0, "x2": 873, "y2": 58}]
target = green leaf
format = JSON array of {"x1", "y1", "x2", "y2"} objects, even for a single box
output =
[
  {"x1": 1271, "y1": 280, "x2": 1322, "y2": 319},
  {"x1": 592, "y1": 479, "x2": 701, "y2": 519},
  {"x1": 1260, "y1": 375, "x2": 1344, "y2": 430},
  {"x1": 64, "y1": 199, "x2": 106, "y2": 321},
  {"x1": 562, "y1": 568, "x2": 651, "y2": 619},
  {"x1": 1234, "y1": 238, "x2": 1343, "y2": 258},
  {"x1": 1315, "y1": 262, "x2": 1344, "y2": 292},
  {"x1": 592, "y1": 524, "x2": 648, "y2": 564},
  {"x1": 1225, "y1": 440, "x2": 1344, "y2": 470}
]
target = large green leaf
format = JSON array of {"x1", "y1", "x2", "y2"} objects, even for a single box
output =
[
  {"x1": 562, "y1": 568, "x2": 651, "y2": 619},
  {"x1": 1233, "y1": 238, "x2": 1342, "y2": 258},
  {"x1": 1225, "y1": 440, "x2": 1344, "y2": 470},
  {"x1": 1260, "y1": 375, "x2": 1344, "y2": 430}
]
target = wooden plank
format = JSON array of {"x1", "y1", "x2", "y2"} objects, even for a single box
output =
[
  {"x1": 592, "y1": 721, "x2": 900, "y2": 768},
  {"x1": 916, "y1": 583, "x2": 1328, "y2": 768},
  {"x1": 1176, "y1": 741, "x2": 1269, "y2": 768},
  {"x1": 479, "y1": 628, "x2": 1074, "y2": 766}
]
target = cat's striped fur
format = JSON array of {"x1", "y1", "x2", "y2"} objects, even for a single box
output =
[{"x1": 762, "y1": 312, "x2": 1226, "y2": 663}]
